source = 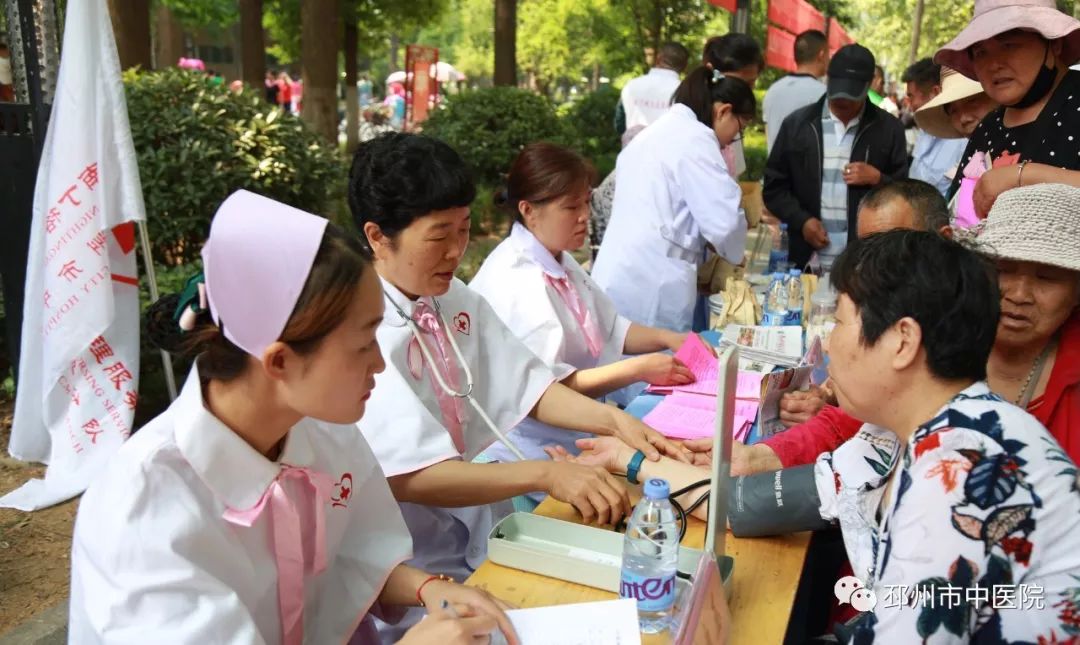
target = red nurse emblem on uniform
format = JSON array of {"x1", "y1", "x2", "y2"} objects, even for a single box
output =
[
  {"x1": 331, "y1": 473, "x2": 353, "y2": 508},
  {"x1": 452, "y1": 312, "x2": 471, "y2": 335}
]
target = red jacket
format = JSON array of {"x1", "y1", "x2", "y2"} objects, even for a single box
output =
[
  {"x1": 1033, "y1": 312, "x2": 1080, "y2": 462},
  {"x1": 762, "y1": 312, "x2": 1080, "y2": 467}
]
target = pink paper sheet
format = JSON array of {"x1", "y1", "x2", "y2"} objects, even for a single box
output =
[
  {"x1": 642, "y1": 394, "x2": 717, "y2": 440},
  {"x1": 646, "y1": 334, "x2": 720, "y2": 395}
]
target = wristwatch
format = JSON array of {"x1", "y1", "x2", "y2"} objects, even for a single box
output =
[{"x1": 626, "y1": 450, "x2": 646, "y2": 485}]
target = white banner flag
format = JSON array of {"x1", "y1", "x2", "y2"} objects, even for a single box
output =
[{"x1": 2, "y1": 0, "x2": 147, "y2": 510}]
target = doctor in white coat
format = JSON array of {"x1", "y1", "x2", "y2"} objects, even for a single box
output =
[
  {"x1": 470, "y1": 142, "x2": 698, "y2": 468},
  {"x1": 69, "y1": 191, "x2": 516, "y2": 645},
  {"x1": 348, "y1": 133, "x2": 690, "y2": 640},
  {"x1": 591, "y1": 66, "x2": 754, "y2": 332}
]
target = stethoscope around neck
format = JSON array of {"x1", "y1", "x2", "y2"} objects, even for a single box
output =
[{"x1": 383, "y1": 289, "x2": 527, "y2": 461}]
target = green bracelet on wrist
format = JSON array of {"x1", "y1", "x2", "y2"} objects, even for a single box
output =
[{"x1": 626, "y1": 450, "x2": 646, "y2": 485}]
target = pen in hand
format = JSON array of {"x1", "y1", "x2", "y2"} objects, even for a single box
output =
[{"x1": 442, "y1": 599, "x2": 511, "y2": 645}]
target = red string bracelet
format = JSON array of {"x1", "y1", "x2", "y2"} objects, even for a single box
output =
[{"x1": 416, "y1": 574, "x2": 454, "y2": 606}]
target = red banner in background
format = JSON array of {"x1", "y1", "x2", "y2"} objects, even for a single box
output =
[
  {"x1": 405, "y1": 44, "x2": 438, "y2": 125},
  {"x1": 766, "y1": 26, "x2": 797, "y2": 72},
  {"x1": 828, "y1": 18, "x2": 854, "y2": 53},
  {"x1": 707, "y1": 0, "x2": 738, "y2": 13},
  {"x1": 768, "y1": 0, "x2": 825, "y2": 36}
]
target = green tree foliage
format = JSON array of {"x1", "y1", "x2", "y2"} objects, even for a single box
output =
[
  {"x1": 160, "y1": 0, "x2": 237, "y2": 29},
  {"x1": 559, "y1": 85, "x2": 621, "y2": 178},
  {"x1": 415, "y1": 0, "x2": 495, "y2": 81},
  {"x1": 124, "y1": 68, "x2": 343, "y2": 265},
  {"x1": 423, "y1": 86, "x2": 570, "y2": 185},
  {"x1": 851, "y1": 0, "x2": 974, "y2": 76}
]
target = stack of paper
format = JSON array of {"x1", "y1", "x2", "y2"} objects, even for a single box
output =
[
  {"x1": 642, "y1": 392, "x2": 716, "y2": 440},
  {"x1": 641, "y1": 334, "x2": 763, "y2": 441},
  {"x1": 719, "y1": 324, "x2": 804, "y2": 367}
]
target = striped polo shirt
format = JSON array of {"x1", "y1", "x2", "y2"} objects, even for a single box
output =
[{"x1": 818, "y1": 102, "x2": 862, "y2": 270}]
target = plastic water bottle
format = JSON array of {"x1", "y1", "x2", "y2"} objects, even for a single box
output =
[
  {"x1": 620, "y1": 478, "x2": 679, "y2": 634},
  {"x1": 768, "y1": 223, "x2": 790, "y2": 273},
  {"x1": 763, "y1": 272, "x2": 789, "y2": 326},
  {"x1": 807, "y1": 275, "x2": 838, "y2": 348},
  {"x1": 786, "y1": 268, "x2": 803, "y2": 327}
]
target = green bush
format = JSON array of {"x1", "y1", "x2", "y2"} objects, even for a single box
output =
[
  {"x1": 423, "y1": 87, "x2": 570, "y2": 187},
  {"x1": 124, "y1": 68, "x2": 345, "y2": 266},
  {"x1": 742, "y1": 124, "x2": 768, "y2": 182},
  {"x1": 561, "y1": 86, "x2": 621, "y2": 179}
]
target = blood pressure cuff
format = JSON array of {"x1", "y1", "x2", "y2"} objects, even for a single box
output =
[{"x1": 727, "y1": 464, "x2": 833, "y2": 537}]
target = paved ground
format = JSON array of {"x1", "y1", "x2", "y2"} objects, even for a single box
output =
[{"x1": 0, "y1": 602, "x2": 66, "y2": 644}]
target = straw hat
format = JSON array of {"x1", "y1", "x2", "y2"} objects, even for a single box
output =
[
  {"x1": 914, "y1": 68, "x2": 989, "y2": 139},
  {"x1": 934, "y1": 0, "x2": 1080, "y2": 79},
  {"x1": 976, "y1": 183, "x2": 1080, "y2": 273}
]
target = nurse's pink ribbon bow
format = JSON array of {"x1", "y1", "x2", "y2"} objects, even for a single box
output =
[
  {"x1": 223, "y1": 466, "x2": 334, "y2": 645},
  {"x1": 407, "y1": 301, "x2": 467, "y2": 453},
  {"x1": 544, "y1": 274, "x2": 604, "y2": 358}
]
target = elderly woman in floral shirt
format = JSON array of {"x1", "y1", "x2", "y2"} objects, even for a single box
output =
[
  {"x1": 554, "y1": 229, "x2": 1080, "y2": 642},
  {"x1": 811, "y1": 230, "x2": 1080, "y2": 643}
]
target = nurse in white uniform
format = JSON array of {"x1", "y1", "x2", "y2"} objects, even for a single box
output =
[
  {"x1": 348, "y1": 133, "x2": 689, "y2": 640},
  {"x1": 69, "y1": 191, "x2": 516, "y2": 645},
  {"x1": 591, "y1": 66, "x2": 755, "y2": 331},
  {"x1": 471, "y1": 142, "x2": 697, "y2": 465}
]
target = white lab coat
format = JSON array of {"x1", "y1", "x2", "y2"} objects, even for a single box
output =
[
  {"x1": 359, "y1": 276, "x2": 558, "y2": 640},
  {"x1": 469, "y1": 223, "x2": 633, "y2": 464},
  {"x1": 591, "y1": 103, "x2": 747, "y2": 332},
  {"x1": 69, "y1": 366, "x2": 413, "y2": 645},
  {"x1": 620, "y1": 68, "x2": 682, "y2": 129}
]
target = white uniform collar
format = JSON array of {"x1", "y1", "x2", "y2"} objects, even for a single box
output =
[
  {"x1": 379, "y1": 274, "x2": 440, "y2": 328},
  {"x1": 173, "y1": 364, "x2": 317, "y2": 511},
  {"x1": 510, "y1": 222, "x2": 568, "y2": 279}
]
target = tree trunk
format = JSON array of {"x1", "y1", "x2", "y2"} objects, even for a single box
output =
[
  {"x1": 153, "y1": 4, "x2": 184, "y2": 70},
  {"x1": 239, "y1": 0, "x2": 266, "y2": 89},
  {"x1": 108, "y1": 0, "x2": 152, "y2": 71},
  {"x1": 301, "y1": 0, "x2": 341, "y2": 144},
  {"x1": 493, "y1": 0, "x2": 516, "y2": 86},
  {"x1": 908, "y1": 0, "x2": 925, "y2": 65},
  {"x1": 344, "y1": 13, "x2": 360, "y2": 152},
  {"x1": 389, "y1": 33, "x2": 400, "y2": 71}
]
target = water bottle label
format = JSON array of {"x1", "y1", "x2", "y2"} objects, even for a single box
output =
[
  {"x1": 784, "y1": 310, "x2": 802, "y2": 326},
  {"x1": 762, "y1": 312, "x2": 787, "y2": 326},
  {"x1": 620, "y1": 570, "x2": 676, "y2": 612}
]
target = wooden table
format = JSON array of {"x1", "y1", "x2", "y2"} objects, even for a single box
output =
[{"x1": 466, "y1": 498, "x2": 812, "y2": 645}]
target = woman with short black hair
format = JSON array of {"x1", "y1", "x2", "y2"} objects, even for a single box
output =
[{"x1": 347, "y1": 132, "x2": 688, "y2": 640}]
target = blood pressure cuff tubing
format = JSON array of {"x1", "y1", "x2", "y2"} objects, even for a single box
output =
[{"x1": 727, "y1": 464, "x2": 833, "y2": 537}]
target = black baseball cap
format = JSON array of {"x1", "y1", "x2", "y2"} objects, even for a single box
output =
[{"x1": 827, "y1": 44, "x2": 875, "y2": 101}]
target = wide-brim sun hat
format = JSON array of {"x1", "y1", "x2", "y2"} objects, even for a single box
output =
[
  {"x1": 975, "y1": 183, "x2": 1080, "y2": 274},
  {"x1": 934, "y1": 0, "x2": 1080, "y2": 79},
  {"x1": 914, "y1": 67, "x2": 989, "y2": 139}
]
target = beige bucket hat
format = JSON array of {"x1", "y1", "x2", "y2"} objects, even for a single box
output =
[{"x1": 976, "y1": 183, "x2": 1080, "y2": 273}]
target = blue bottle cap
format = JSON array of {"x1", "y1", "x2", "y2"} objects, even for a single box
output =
[
  {"x1": 779, "y1": 223, "x2": 788, "y2": 230},
  {"x1": 772, "y1": 271, "x2": 785, "y2": 280},
  {"x1": 789, "y1": 269, "x2": 802, "y2": 276},
  {"x1": 643, "y1": 478, "x2": 670, "y2": 500}
]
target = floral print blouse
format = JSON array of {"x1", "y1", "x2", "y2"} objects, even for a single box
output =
[{"x1": 815, "y1": 383, "x2": 1080, "y2": 643}]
